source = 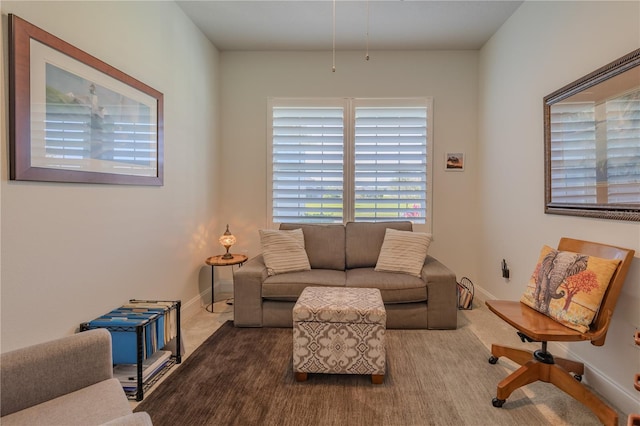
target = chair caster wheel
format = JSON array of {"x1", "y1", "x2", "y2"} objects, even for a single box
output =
[
  {"x1": 574, "y1": 374, "x2": 582, "y2": 382},
  {"x1": 488, "y1": 356, "x2": 498, "y2": 364},
  {"x1": 492, "y1": 398, "x2": 505, "y2": 408}
]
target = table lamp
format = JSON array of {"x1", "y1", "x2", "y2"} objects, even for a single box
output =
[{"x1": 219, "y1": 224, "x2": 236, "y2": 259}]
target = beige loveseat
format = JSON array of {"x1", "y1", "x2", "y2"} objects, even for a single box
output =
[
  {"x1": 0, "y1": 328, "x2": 152, "y2": 426},
  {"x1": 234, "y1": 221, "x2": 458, "y2": 329}
]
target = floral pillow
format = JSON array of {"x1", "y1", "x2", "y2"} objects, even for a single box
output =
[{"x1": 520, "y1": 245, "x2": 620, "y2": 333}]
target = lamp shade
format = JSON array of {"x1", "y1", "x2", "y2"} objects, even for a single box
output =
[{"x1": 219, "y1": 224, "x2": 236, "y2": 259}]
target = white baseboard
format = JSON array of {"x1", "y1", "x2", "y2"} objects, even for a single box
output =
[
  {"x1": 581, "y1": 359, "x2": 639, "y2": 417},
  {"x1": 180, "y1": 293, "x2": 202, "y2": 323},
  {"x1": 473, "y1": 284, "x2": 496, "y2": 304},
  {"x1": 180, "y1": 279, "x2": 234, "y2": 323},
  {"x1": 474, "y1": 284, "x2": 637, "y2": 417}
]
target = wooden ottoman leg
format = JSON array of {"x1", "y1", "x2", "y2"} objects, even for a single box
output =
[
  {"x1": 295, "y1": 372, "x2": 308, "y2": 382},
  {"x1": 371, "y1": 374, "x2": 384, "y2": 385}
]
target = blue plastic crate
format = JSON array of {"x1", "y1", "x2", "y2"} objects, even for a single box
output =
[
  {"x1": 86, "y1": 313, "x2": 158, "y2": 364},
  {"x1": 110, "y1": 307, "x2": 167, "y2": 349}
]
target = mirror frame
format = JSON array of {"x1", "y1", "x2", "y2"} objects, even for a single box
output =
[{"x1": 544, "y1": 49, "x2": 640, "y2": 222}]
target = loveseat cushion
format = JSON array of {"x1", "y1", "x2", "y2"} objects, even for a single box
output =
[
  {"x1": 0, "y1": 378, "x2": 133, "y2": 426},
  {"x1": 280, "y1": 223, "x2": 346, "y2": 270},
  {"x1": 262, "y1": 269, "x2": 346, "y2": 301},
  {"x1": 345, "y1": 221, "x2": 413, "y2": 269},
  {"x1": 346, "y1": 268, "x2": 427, "y2": 303}
]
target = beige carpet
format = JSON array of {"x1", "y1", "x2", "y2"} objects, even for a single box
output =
[{"x1": 134, "y1": 301, "x2": 615, "y2": 425}]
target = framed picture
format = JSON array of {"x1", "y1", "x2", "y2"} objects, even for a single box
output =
[
  {"x1": 445, "y1": 152, "x2": 464, "y2": 171},
  {"x1": 544, "y1": 48, "x2": 639, "y2": 221},
  {"x1": 9, "y1": 14, "x2": 164, "y2": 185}
]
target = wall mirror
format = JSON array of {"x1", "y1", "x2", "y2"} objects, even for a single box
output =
[{"x1": 544, "y1": 49, "x2": 640, "y2": 221}]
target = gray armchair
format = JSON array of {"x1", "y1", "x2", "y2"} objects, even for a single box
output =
[{"x1": 1, "y1": 328, "x2": 152, "y2": 425}]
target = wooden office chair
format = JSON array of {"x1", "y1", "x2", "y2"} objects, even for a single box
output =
[{"x1": 486, "y1": 237, "x2": 635, "y2": 426}]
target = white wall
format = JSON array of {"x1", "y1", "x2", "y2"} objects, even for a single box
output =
[
  {"x1": 0, "y1": 1, "x2": 221, "y2": 352},
  {"x1": 478, "y1": 1, "x2": 640, "y2": 415},
  {"x1": 219, "y1": 50, "x2": 481, "y2": 280}
]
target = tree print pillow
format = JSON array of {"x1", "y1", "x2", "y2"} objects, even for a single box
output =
[{"x1": 520, "y1": 245, "x2": 620, "y2": 333}]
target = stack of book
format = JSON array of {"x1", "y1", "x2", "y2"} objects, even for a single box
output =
[
  {"x1": 113, "y1": 350, "x2": 172, "y2": 393},
  {"x1": 457, "y1": 277, "x2": 474, "y2": 310}
]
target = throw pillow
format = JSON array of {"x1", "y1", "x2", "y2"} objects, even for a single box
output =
[
  {"x1": 259, "y1": 228, "x2": 311, "y2": 276},
  {"x1": 374, "y1": 228, "x2": 432, "y2": 277},
  {"x1": 520, "y1": 245, "x2": 620, "y2": 333}
]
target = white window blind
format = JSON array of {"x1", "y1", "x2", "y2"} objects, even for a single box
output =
[
  {"x1": 549, "y1": 102, "x2": 597, "y2": 203},
  {"x1": 269, "y1": 98, "x2": 432, "y2": 227},
  {"x1": 605, "y1": 93, "x2": 640, "y2": 203},
  {"x1": 354, "y1": 105, "x2": 427, "y2": 221},
  {"x1": 550, "y1": 91, "x2": 640, "y2": 205},
  {"x1": 45, "y1": 104, "x2": 157, "y2": 169},
  {"x1": 270, "y1": 104, "x2": 345, "y2": 223},
  {"x1": 37, "y1": 61, "x2": 158, "y2": 177}
]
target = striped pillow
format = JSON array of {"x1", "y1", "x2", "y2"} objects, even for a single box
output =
[
  {"x1": 375, "y1": 229, "x2": 432, "y2": 277},
  {"x1": 259, "y1": 228, "x2": 311, "y2": 276}
]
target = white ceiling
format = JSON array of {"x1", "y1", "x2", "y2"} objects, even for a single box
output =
[{"x1": 176, "y1": 0, "x2": 524, "y2": 51}]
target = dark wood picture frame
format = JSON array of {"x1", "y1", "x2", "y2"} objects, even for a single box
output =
[
  {"x1": 544, "y1": 49, "x2": 640, "y2": 221},
  {"x1": 9, "y1": 14, "x2": 164, "y2": 185}
]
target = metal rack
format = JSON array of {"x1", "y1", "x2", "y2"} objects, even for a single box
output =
[{"x1": 80, "y1": 299, "x2": 181, "y2": 401}]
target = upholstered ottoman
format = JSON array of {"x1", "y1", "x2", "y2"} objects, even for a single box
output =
[{"x1": 293, "y1": 286, "x2": 386, "y2": 384}]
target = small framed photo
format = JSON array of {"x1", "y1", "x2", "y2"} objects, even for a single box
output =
[{"x1": 445, "y1": 152, "x2": 465, "y2": 171}]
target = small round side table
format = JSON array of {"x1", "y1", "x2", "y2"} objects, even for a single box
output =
[{"x1": 205, "y1": 254, "x2": 248, "y2": 313}]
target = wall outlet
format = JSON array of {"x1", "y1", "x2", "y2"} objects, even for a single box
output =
[{"x1": 501, "y1": 259, "x2": 510, "y2": 279}]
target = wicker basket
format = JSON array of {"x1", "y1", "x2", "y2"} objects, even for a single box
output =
[{"x1": 457, "y1": 277, "x2": 474, "y2": 310}]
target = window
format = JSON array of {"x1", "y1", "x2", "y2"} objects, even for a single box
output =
[
  {"x1": 268, "y1": 98, "x2": 433, "y2": 228},
  {"x1": 549, "y1": 90, "x2": 640, "y2": 205}
]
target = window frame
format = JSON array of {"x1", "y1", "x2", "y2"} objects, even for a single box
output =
[{"x1": 267, "y1": 97, "x2": 433, "y2": 230}]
